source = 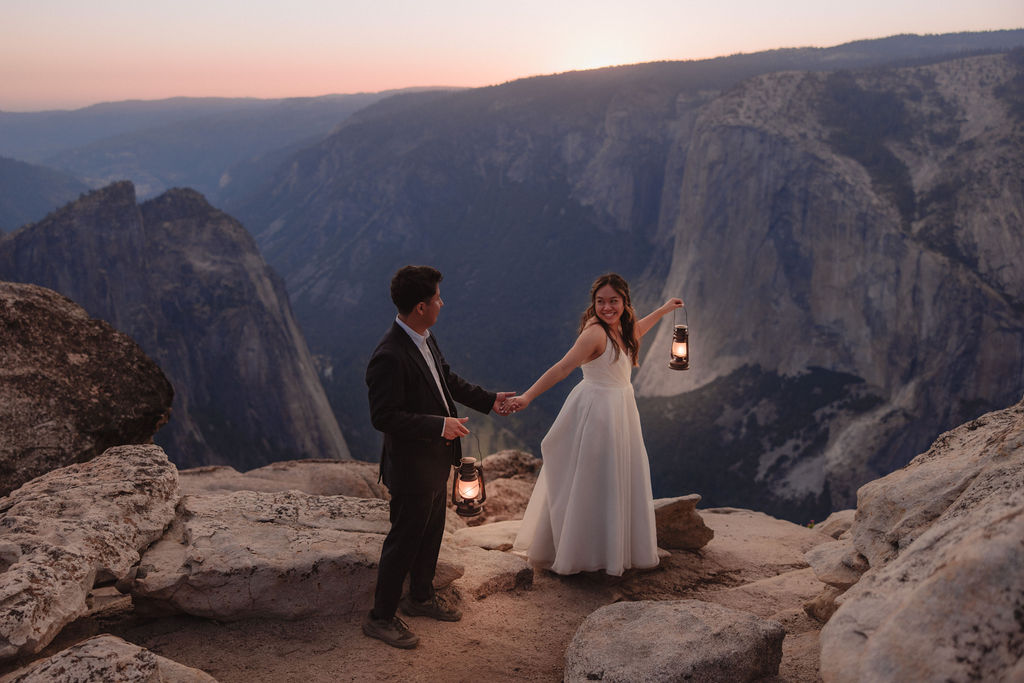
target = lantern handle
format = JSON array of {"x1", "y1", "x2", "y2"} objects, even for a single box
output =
[
  {"x1": 673, "y1": 302, "x2": 687, "y2": 327},
  {"x1": 476, "y1": 461, "x2": 486, "y2": 505}
]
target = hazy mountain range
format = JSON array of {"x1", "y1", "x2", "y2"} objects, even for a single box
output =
[
  {"x1": 0, "y1": 92, "x2": 423, "y2": 203},
  {"x1": 2, "y1": 30, "x2": 1022, "y2": 521}
]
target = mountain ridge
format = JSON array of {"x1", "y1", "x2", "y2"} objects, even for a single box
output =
[
  {"x1": 0, "y1": 155, "x2": 89, "y2": 231},
  {"x1": 0, "y1": 182, "x2": 349, "y2": 469}
]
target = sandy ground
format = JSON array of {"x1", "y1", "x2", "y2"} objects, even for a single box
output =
[{"x1": 3, "y1": 511, "x2": 827, "y2": 682}]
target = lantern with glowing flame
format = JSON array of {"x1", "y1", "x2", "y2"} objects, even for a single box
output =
[
  {"x1": 669, "y1": 305, "x2": 689, "y2": 371},
  {"x1": 451, "y1": 456, "x2": 487, "y2": 517}
]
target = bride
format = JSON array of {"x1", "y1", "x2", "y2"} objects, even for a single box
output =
[{"x1": 508, "y1": 273, "x2": 682, "y2": 576}]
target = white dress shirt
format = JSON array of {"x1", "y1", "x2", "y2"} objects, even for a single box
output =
[{"x1": 396, "y1": 316, "x2": 450, "y2": 424}]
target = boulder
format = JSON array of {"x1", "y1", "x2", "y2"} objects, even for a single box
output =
[
  {"x1": 820, "y1": 397, "x2": 1024, "y2": 682},
  {"x1": 179, "y1": 459, "x2": 387, "y2": 499},
  {"x1": 480, "y1": 450, "x2": 542, "y2": 480},
  {"x1": 813, "y1": 509, "x2": 855, "y2": 539},
  {"x1": 803, "y1": 539, "x2": 867, "y2": 589},
  {"x1": 654, "y1": 494, "x2": 714, "y2": 549},
  {"x1": 0, "y1": 445, "x2": 178, "y2": 661},
  {"x1": 129, "y1": 490, "x2": 464, "y2": 620},
  {"x1": 564, "y1": 600, "x2": 785, "y2": 682},
  {"x1": 0, "y1": 282, "x2": 173, "y2": 497},
  {"x1": 0, "y1": 634, "x2": 217, "y2": 682}
]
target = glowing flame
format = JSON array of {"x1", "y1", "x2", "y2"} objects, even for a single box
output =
[{"x1": 457, "y1": 479, "x2": 480, "y2": 500}]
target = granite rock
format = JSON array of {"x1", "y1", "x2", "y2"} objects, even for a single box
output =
[
  {"x1": 0, "y1": 281, "x2": 172, "y2": 497},
  {"x1": 128, "y1": 490, "x2": 464, "y2": 620},
  {"x1": 654, "y1": 494, "x2": 714, "y2": 549},
  {"x1": 820, "y1": 397, "x2": 1024, "y2": 682},
  {"x1": 0, "y1": 445, "x2": 178, "y2": 661},
  {"x1": 0, "y1": 634, "x2": 217, "y2": 683},
  {"x1": 564, "y1": 599, "x2": 785, "y2": 682}
]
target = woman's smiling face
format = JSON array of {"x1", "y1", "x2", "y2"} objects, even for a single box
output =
[{"x1": 594, "y1": 284, "x2": 624, "y2": 327}]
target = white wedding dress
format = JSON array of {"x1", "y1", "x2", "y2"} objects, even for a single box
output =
[{"x1": 513, "y1": 337, "x2": 659, "y2": 576}]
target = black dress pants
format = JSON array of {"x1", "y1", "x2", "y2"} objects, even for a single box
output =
[{"x1": 371, "y1": 486, "x2": 447, "y2": 620}]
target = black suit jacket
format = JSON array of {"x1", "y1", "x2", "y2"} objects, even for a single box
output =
[{"x1": 366, "y1": 322, "x2": 496, "y2": 494}]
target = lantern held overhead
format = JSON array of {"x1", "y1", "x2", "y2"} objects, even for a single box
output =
[{"x1": 669, "y1": 305, "x2": 689, "y2": 371}]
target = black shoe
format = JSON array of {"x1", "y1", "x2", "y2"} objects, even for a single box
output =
[
  {"x1": 399, "y1": 595, "x2": 463, "y2": 622},
  {"x1": 361, "y1": 611, "x2": 419, "y2": 649}
]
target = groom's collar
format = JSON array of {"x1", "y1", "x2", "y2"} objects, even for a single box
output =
[{"x1": 395, "y1": 315, "x2": 431, "y2": 347}]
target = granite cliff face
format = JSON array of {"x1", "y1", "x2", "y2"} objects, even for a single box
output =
[
  {"x1": 232, "y1": 41, "x2": 1024, "y2": 520},
  {"x1": 237, "y1": 38, "x2": 986, "y2": 460},
  {"x1": 0, "y1": 182, "x2": 349, "y2": 469},
  {"x1": 635, "y1": 51, "x2": 1024, "y2": 514}
]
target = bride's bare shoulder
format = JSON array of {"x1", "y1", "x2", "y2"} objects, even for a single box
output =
[{"x1": 576, "y1": 322, "x2": 608, "y2": 356}]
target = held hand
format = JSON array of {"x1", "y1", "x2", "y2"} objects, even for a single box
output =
[
  {"x1": 505, "y1": 395, "x2": 531, "y2": 414},
  {"x1": 443, "y1": 416, "x2": 470, "y2": 439},
  {"x1": 665, "y1": 297, "x2": 684, "y2": 310},
  {"x1": 493, "y1": 391, "x2": 516, "y2": 416}
]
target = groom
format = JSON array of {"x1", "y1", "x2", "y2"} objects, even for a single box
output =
[{"x1": 363, "y1": 265, "x2": 513, "y2": 649}]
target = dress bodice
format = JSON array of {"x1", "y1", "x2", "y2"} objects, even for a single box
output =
[{"x1": 581, "y1": 337, "x2": 632, "y2": 387}]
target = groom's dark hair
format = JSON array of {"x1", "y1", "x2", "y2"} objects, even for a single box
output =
[{"x1": 391, "y1": 265, "x2": 443, "y2": 314}]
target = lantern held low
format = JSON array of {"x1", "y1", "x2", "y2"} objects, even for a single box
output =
[
  {"x1": 451, "y1": 456, "x2": 487, "y2": 517},
  {"x1": 669, "y1": 305, "x2": 689, "y2": 371}
]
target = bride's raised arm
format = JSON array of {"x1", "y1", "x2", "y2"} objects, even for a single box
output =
[
  {"x1": 635, "y1": 297, "x2": 684, "y2": 340},
  {"x1": 506, "y1": 324, "x2": 606, "y2": 412}
]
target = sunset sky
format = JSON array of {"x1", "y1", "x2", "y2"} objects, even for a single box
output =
[{"x1": 3, "y1": 0, "x2": 1022, "y2": 112}]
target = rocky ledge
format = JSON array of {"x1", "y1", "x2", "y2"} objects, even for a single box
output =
[
  {"x1": 1, "y1": 398, "x2": 1021, "y2": 681},
  {"x1": 810, "y1": 396, "x2": 1024, "y2": 682}
]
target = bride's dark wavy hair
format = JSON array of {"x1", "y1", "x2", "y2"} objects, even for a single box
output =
[{"x1": 578, "y1": 273, "x2": 640, "y2": 366}]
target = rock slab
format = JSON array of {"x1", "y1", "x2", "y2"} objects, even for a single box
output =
[
  {"x1": 179, "y1": 459, "x2": 386, "y2": 499},
  {"x1": 0, "y1": 445, "x2": 178, "y2": 661},
  {"x1": 129, "y1": 490, "x2": 464, "y2": 620},
  {"x1": 564, "y1": 599, "x2": 785, "y2": 683},
  {"x1": 453, "y1": 545, "x2": 533, "y2": 599},
  {"x1": 0, "y1": 634, "x2": 217, "y2": 683}
]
